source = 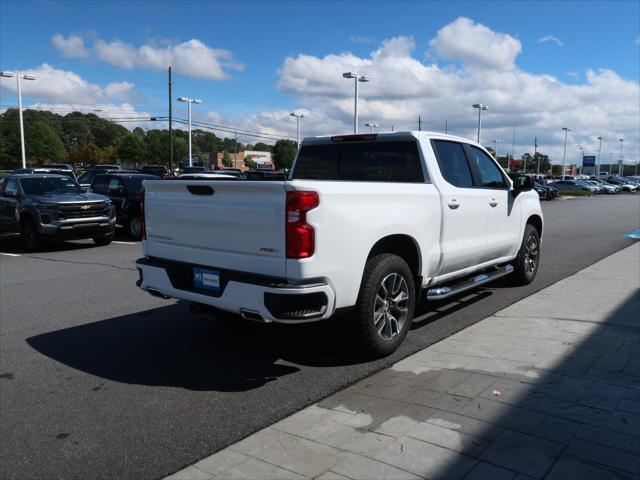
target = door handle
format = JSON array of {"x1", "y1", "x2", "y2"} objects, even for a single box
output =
[
  {"x1": 489, "y1": 199, "x2": 498, "y2": 207},
  {"x1": 447, "y1": 200, "x2": 460, "y2": 210}
]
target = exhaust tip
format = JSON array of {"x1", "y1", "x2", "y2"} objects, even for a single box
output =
[{"x1": 147, "y1": 288, "x2": 170, "y2": 299}]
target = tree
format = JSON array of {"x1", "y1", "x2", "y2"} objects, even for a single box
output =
[
  {"x1": 272, "y1": 139, "x2": 297, "y2": 170},
  {"x1": 253, "y1": 142, "x2": 272, "y2": 152},
  {"x1": 117, "y1": 133, "x2": 147, "y2": 165},
  {"x1": 25, "y1": 121, "x2": 67, "y2": 163},
  {"x1": 69, "y1": 143, "x2": 105, "y2": 166},
  {"x1": 222, "y1": 150, "x2": 233, "y2": 167},
  {"x1": 244, "y1": 156, "x2": 257, "y2": 170}
]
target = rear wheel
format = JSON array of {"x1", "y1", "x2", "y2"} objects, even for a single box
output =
[
  {"x1": 126, "y1": 215, "x2": 142, "y2": 240},
  {"x1": 355, "y1": 254, "x2": 415, "y2": 357},
  {"x1": 509, "y1": 224, "x2": 540, "y2": 286},
  {"x1": 22, "y1": 219, "x2": 42, "y2": 252}
]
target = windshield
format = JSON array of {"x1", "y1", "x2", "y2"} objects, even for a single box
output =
[{"x1": 20, "y1": 177, "x2": 83, "y2": 195}]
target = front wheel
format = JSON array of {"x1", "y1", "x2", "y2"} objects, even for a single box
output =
[
  {"x1": 355, "y1": 254, "x2": 415, "y2": 357},
  {"x1": 509, "y1": 224, "x2": 540, "y2": 286},
  {"x1": 93, "y1": 233, "x2": 113, "y2": 246},
  {"x1": 22, "y1": 219, "x2": 42, "y2": 252}
]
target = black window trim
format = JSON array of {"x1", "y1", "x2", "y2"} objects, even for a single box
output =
[{"x1": 462, "y1": 144, "x2": 510, "y2": 191}]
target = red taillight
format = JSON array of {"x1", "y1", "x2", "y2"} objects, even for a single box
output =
[
  {"x1": 140, "y1": 187, "x2": 146, "y2": 240},
  {"x1": 286, "y1": 191, "x2": 319, "y2": 259}
]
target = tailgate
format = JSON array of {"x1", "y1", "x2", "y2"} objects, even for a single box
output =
[{"x1": 143, "y1": 180, "x2": 287, "y2": 277}]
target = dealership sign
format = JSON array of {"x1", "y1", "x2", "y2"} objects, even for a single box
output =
[{"x1": 583, "y1": 156, "x2": 596, "y2": 167}]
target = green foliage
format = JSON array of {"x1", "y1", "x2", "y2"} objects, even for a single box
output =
[
  {"x1": 25, "y1": 121, "x2": 67, "y2": 163},
  {"x1": 252, "y1": 142, "x2": 272, "y2": 152},
  {"x1": 222, "y1": 150, "x2": 233, "y2": 167},
  {"x1": 272, "y1": 139, "x2": 298, "y2": 170},
  {"x1": 244, "y1": 156, "x2": 257, "y2": 170},
  {"x1": 117, "y1": 133, "x2": 146, "y2": 164}
]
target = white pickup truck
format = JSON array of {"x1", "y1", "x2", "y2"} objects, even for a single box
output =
[{"x1": 136, "y1": 132, "x2": 542, "y2": 356}]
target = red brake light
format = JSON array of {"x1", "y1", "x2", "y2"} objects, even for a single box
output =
[
  {"x1": 140, "y1": 187, "x2": 146, "y2": 240},
  {"x1": 286, "y1": 191, "x2": 319, "y2": 259}
]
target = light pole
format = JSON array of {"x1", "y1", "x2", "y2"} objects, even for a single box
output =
[
  {"x1": 177, "y1": 97, "x2": 201, "y2": 167},
  {"x1": 492, "y1": 139, "x2": 501, "y2": 162},
  {"x1": 596, "y1": 136, "x2": 603, "y2": 178},
  {"x1": 561, "y1": 127, "x2": 570, "y2": 180},
  {"x1": 364, "y1": 122, "x2": 379, "y2": 133},
  {"x1": 342, "y1": 72, "x2": 371, "y2": 134},
  {"x1": 290, "y1": 112, "x2": 304, "y2": 147},
  {"x1": 472, "y1": 104, "x2": 488, "y2": 143},
  {"x1": 577, "y1": 146, "x2": 585, "y2": 176},
  {"x1": 618, "y1": 138, "x2": 624, "y2": 177},
  {"x1": 1, "y1": 71, "x2": 37, "y2": 168}
]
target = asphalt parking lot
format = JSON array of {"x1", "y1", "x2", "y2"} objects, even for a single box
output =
[{"x1": 0, "y1": 195, "x2": 638, "y2": 480}]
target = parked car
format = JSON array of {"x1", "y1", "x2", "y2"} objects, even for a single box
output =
[
  {"x1": 588, "y1": 179, "x2": 619, "y2": 194},
  {"x1": 34, "y1": 163, "x2": 75, "y2": 172},
  {"x1": 551, "y1": 180, "x2": 595, "y2": 194},
  {"x1": 77, "y1": 168, "x2": 120, "y2": 190},
  {"x1": 93, "y1": 164, "x2": 122, "y2": 171},
  {"x1": 533, "y1": 183, "x2": 549, "y2": 200},
  {"x1": 140, "y1": 165, "x2": 173, "y2": 179},
  {"x1": 136, "y1": 131, "x2": 543, "y2": 357},
  {"x1": 0, "y1": 174, "x2": 115, "y2": 250},
  {"x1": 90, "y1": 173, "x2": 158, "y2": 240},
  {"x1": 603, "y1": 178, "x2": 638, "y2": 192},
  {"x1": 181, "y1": 166, "x2": 208, "y2": 174},
  {"x1": 12, "y1": 168, "x2": 78, "y2": 182},
  {"x1": 216, "y1": 168, "x2": 243, "y2": 179}
]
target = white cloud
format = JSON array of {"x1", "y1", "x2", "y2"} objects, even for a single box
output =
[
  {"x1": 53, "y1": 33, "x2": 243, "y2": 80},
  {"x1": 429, "y1": 17, "x2": 522, "y2": 70},
  {"x1": 0, "y1": 64, "x2": 136, "y2": 104},
  {"x1": 538, "y1": 35, "x2": 565, "y2": 47},
  {"x1": 95, "y1": 39, "x2": 137, "y2": 69},
  {"x1": 272, "y1": 18, "x2": 639, "y2": 165},
  {"x1": 51, "y1": 33, "x2": 90, "y2": 58}
]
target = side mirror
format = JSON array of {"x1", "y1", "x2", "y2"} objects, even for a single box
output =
[{"x1": 512, "y1": 175, "x2": 533, "y2": 196}]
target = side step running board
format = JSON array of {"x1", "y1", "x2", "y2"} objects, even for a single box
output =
[{"x1": 426, "y1": 264, "x2": 514, "y2": 301}]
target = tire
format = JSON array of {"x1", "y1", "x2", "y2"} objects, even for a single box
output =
[
  {"x1": 355, "y1": 254, "x2": 416, "y2": 357},
  {"x1": 22, "y1": 219, "x2": 42, "y2": 252},
  {"x1": 93, "y1": 233, "x2": 113, "y2": 246},
  {"x1": 509, "y1": 224, "x2": 540, "y2": 286},
  {"x1": 126, "y1": 214, "x2": 143, "y2": 240}
]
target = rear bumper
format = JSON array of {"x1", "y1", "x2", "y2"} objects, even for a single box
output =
[{"x1": 135, "y1": 257, "x2": 336, "y2": 323}]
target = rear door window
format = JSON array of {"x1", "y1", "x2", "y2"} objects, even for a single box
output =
[
  {"x1": 292, "y1": 140, "x2": 425, "y2": 182},
  {"x1": 431, "y1": 140, "x2": 474, "y2": 188}
]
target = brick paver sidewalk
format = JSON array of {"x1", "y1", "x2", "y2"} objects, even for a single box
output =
[{"x1": 168, "y1": 244, "x2": 640, "y2": 480}]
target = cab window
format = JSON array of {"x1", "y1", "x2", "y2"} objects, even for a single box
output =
[
  {"x1": 4, "y1": 178, "x2": 18, "y2": 196},
  {"x1": 431, "y1": 140, "x2": 474, "y2": 188},
  {"x1": 108, "y1": 178, "x2": 123, "y2": 191},
  {"x1": 468, "y1": 146, "x2": 508, "y2": 189}
]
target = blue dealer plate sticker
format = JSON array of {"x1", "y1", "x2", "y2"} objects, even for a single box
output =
[{"x1": 193, "y1": 268, "x2": 221, "y2": 292}]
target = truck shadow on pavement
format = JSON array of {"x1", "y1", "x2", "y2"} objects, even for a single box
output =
[{"x1": 25, "y1": 292, "x2": 494, "y2": 392}]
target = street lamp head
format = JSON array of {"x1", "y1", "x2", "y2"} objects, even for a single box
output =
[
  {"x1": 177, "y1": 97, "x2": 189, "y2": 102},
  {"x1": 0, "y1": 71, "x2": 16, "y2": 78},
  {"x1": 473, "y1": 104, "x2": 488, "y2": 110},
  {"x1": 597, "y1": 136, "x2": 603, "y2": 141},
  {"x1": 562, "y1": 127, "x2": 570, "y2": 132},
  {"x1": 192, "y1": 99, "x2": 202, "y2": 104},
  {"x1": 619, "y1": 138, "x2": 624, "y2": 142},
  {"x1": 342, "y1": 72, "x2": 357, "y2": 79},
  {"x1": 22, "y1": 75, "x2": 36, "y2": 81},
  {"x1": 358, "y1": 75, "x2": 371, "y2": 83}
]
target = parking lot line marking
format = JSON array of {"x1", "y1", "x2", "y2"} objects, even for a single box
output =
[
  {"x1": 0, "y1": 252, "x2": 21, "y2": 257},
  {"x1": 112, "y1": 241, "x2": 138, "y2": 245}
]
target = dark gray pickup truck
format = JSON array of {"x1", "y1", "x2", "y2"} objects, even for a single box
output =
[{"x1": 0, "y1": 174, "x2": 116, "y2": 251}]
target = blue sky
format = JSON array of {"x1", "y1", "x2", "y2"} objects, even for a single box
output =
[{"x1": 1, "y1": 0, "x2": 639, "y2": 161}]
